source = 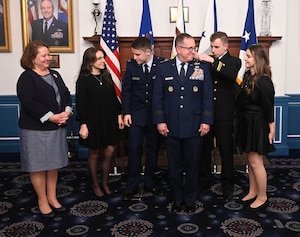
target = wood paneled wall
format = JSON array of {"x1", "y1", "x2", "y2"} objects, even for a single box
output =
[{"x1": 83, "y1": 36, "x2": 281, "y2": 78}]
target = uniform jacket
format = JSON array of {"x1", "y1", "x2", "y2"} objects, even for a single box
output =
[
  {"x1": 210, "y1": 51, "x2": 241, "y2": 120},
  {"x1": 17, "y1": 69, "x2": 72, "y2": 130},
  {"x1": 122, "y1": 56, "x2": 166, "y2": 127},
  {"x1": 153, "y1": 58, "x2": 214, "y2": 138},
  {"x1": 31, "y1": 18, "x2": 68, "y2": 46}
]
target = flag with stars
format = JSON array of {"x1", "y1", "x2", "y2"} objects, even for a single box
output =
[
  {"x1": 198, "y1": 0, "x2": 217, "y2": 54},
  {"x1": 139, "y1": 0, "x2": 154, "y2": 46},
  {"x1": 27, "y1": 0, "x2": 39, "y2": 40},
  {"x1": 236, "y1": 0, "x2": 257, "y2": 85},
  {"x1": 100, "y1": 0, "x2": 121, "y2": 100},
  {"x1": 171, "y1": 0, "x2": 186, "y2": 59}
]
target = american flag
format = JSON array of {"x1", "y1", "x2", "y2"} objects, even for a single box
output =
[
  {"x1": 27, "y1": 0, "x2": 39, "y2": 40},
  {"x1": 100, "y1": 0, "x2": 121, "y2": 101},
  {"x1": 139, "y1": 0, "x2": 154, "y2": 46}
]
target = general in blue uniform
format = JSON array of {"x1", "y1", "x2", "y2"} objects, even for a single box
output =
[
  {"x1": 31, "y1": 0, "x2": 68, "y2": 46},
  {"x1": 153, "y1": 33, "x2": 214, "y2": 213}
]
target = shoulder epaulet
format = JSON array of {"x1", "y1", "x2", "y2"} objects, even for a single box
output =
[
  {"x1": 154, "y1": 56, "x2": 168, "y2": 62},
  {"x1": 160, "y1": 58, "x2": 169, "y2": 64}
]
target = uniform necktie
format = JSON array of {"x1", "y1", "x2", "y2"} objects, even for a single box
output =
[
  {"x1": 144, "y1": 64, "x2": 149, "y2": 75},
  {"x1": 180, "y1": 62, "x2": 185, "y2": 81},
  {"x1": 44, "y1": 21, "x2": 48, "y2": 34}
]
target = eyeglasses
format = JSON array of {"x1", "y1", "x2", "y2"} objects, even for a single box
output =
[{"x1": 178, "y1": 45, "x2": 198, "y2": 52}]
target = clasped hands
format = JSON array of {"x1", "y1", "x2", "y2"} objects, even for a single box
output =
[{"x1": 50, "y1": 111, "x2": 71, "y2": 126}]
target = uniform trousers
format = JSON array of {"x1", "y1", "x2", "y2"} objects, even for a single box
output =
[
  {"x1": 165, "y1": 135, "x2": 202, "y2": 206},
  {"x1": 126, "y1": 123, "x2": 160, "y2": 192},
  {"x1": 200, "y1": 120, "x2": 234, "y2": 191}
]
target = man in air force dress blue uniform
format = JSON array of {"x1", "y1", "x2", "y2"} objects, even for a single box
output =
[{"x1": 153, "y1": 33, "x2": 214, "y2": 213}]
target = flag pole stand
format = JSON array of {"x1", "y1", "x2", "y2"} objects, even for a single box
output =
[{"x1": 109, "y1": 146, "x2": 122, "y2": 177}]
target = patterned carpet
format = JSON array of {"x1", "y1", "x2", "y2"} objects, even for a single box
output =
[{"x1": 0, "y1": 156, "x2": 299, "y2": 237}]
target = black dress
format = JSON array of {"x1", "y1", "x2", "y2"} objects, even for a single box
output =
[
  {"x1": 75, "y1": 74, "x2": 121, "y2": 149},
  {"x1": 235, "y1": 72, "x2": 276, "y2": 155}
]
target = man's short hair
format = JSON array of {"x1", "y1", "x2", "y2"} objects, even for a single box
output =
[
  {"x1": 131, "y1": 37, "x2": 152, "y2": 51},
  {"x1": 175, "y1": 33, "x2": 193, "y2": 46},
  {"x1": 210, "y1": 31, "x2": 229, "y2": 44}
]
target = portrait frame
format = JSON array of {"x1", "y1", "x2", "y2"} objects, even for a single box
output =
[
  {"x1": 169, "y1": 6, "x2": 189, "y2": 23},
  {"x1": 21, "y1": 0, "x2": 74, "y2": 53},
  {"x1": 49, "y1": 54, "x2": 60, "y2": 68},
  {"x1": 0, "y1": 0, "x2": 12, "y2": 52}
]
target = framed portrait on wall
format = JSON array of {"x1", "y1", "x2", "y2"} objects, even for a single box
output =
[
  {"x1": 169, "y1": 6, "x2": 189, "y2": 23},
  {"x1": 21, "y1": 0, "x2": 74, "y2": 53},
  {"x1": 0, "y1": 0, "x2": 12, "y2": 52}
]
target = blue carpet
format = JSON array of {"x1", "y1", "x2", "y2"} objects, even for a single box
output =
[{"x1": 0, "y1": 157, "x2": 299, "y2": 237}]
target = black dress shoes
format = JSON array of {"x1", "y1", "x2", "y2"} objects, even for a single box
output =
[
  {"x1": 123, "y1": 191, "x2": 141, "y2": 201},
  {"x1": 184, "y1": 203, "x2": 196, "y2": 213},
  {"x1": 171, "y1": 203, "x2": 182, "y2": 213},
  {"x1": 123, "y1": 192, "x2": 134, "y2": 201},
  {"x1": 171, "y1": 203, "x2": 196, "y2": 214},
  {"x1": 223, "y1": 190, "x2": 233, "y2": 202},
  {"x1": 144, "y1": 187, "x2": 163, "y2": 196},
  {"x1": 198, "y1": 185, "x2": 210, "y2": 194}
]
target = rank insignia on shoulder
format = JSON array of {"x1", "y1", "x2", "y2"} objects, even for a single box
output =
[{"x1": 193, "y1": 61, "x2": 201, "y2": 66}]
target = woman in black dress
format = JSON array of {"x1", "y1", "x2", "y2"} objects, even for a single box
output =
[
  {"x1": 76, "y1": 47, "x2": 124, "y2": 197},
  {"x1": 235, "y1": 44, "x2": 275, "y2": 210}
]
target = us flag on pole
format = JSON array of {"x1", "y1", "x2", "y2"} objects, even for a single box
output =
[
  {"x1": 100, "y1": 0, "x2": 121, "y2": 101},
  {"x1": 27, "y1": 0, "x2": 39, "y2": 40}
]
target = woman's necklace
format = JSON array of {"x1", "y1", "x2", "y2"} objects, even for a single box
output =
[{"x1": 92, "y1": 74, "x2": 103, "y2": 85}]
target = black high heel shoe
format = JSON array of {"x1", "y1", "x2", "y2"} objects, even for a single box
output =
[
  {"x1": 41, "y1": 211, "x2": 55, "y2": 218},
  {"x1": 100, "y1": 183, "x2": 112, "y2": 196},
  {"x1": 249, "y1": 199, "x2": 269, "y2": 211},
  {"x1": 39, "y1": 209, "x2": 55, "y2": 218},
  {"x1": 103, "y1": 187, "x2": 112, "y2": 196},
  {"x1": 237, "y1": 196, "x2": 257, "y2": 205},
  {"x1": 91, "y1": 185, "x2": 105, "y2": 198},
  {"x1": 49, "y1": 204, "x2": 66, "y2": 213}
]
